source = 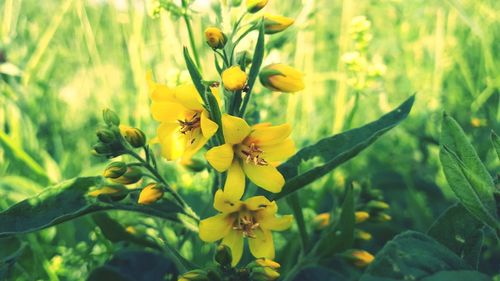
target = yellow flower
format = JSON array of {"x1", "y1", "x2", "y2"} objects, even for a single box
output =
[
  {"x1": 246, "y1": 0, "x2": 268, "y2": 13},
  {"x1": 355, "y1": 211, "x2": 370, "y2": 223},
  {"x1": 204, "y1": 27, "x2": 226, "y2": 49},
  {"x1": 346, "y1": 250, "x2": 375, "y2": 268},
  {"x1": 259, "y1": 63, "x2": 305, "y2": 93},
  {"x1": 199, "y1": 190, "x2": 293, "y2": 266},
  {"x1": 148, "y1": 75, "x2": 219, "y2": 162},
  {"x1": 205, "y1": 115, "x2": 295, "y2": 200},
  {"x1": 313, "y1": 212, "x2": 331, "y2": 230},
  {"x1": 222, "y1": 66, "x2": 247, "y2": 91},
  {"x1": 263, "y1": 14, "x2": 294, "y2": 34},
  {"x1": 138, "y1": 183, "x2": 164, "y2": 205}
]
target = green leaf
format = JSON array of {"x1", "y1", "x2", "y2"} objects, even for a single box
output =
[
  {"x1": 439, "y1": 115, "x2": 498, "y2": 232},
  {"x1": 272, "y1": 95, "x2": 415, "y2": 200},
  {"x1": 239, "y1": 21, "x2": 265, "y2": 117},
  {"x1": 427, "y1": 203, "x2": 484, "y2": 268},
  {"x1": 0, "y1": 130, "x2": 50, "y2": 185},
  {"x1": 359, "y1": 231, "x2": 490, "y2": 281},
  {"x1": 0, "y1": 177, "x2": 185, "y2": 237},
  {"x1": 183, "y1": 46, "x2": 205, "y2": 100},
  {"x1": 314, "y1": 186, "x2": 355, "y2": 258},
  {"x1": 491, "y1": 130, "x2": 500, "y2": 161},
  {"x1": 292, "y1": 266, "x2": 349, "y2": 281}
]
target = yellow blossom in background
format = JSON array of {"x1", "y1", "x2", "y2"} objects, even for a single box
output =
[
  {"x1": 147, "y1": 74, "x2": 219, "y2": 162},
  {"x1": 205, "y1": 115, "x2": 295, "y2": 200},
  {"x1": 246, "y1": 0, "x2": 268, "y2": 13},
  {"x1": 199, "y1": 190, "x2": 293, "y2": 266},
  {"x1": 222, "y1": 66, "x2": 247, "y2": 91},
  {"x1": 259, "y1": 63, "x2": 305, "y2": 93},
  {"x1": 347, "y1": 250, "x2": 375, "y2": 268},
  {"x1": 355, "y1": 211, "x2": 370, "y2": 223},
  {"x1": 204, "y1": 27, "x2": 226, "y2": 49},
  {"x1": 263, "y1": 14, "x2": 294, "y2": 34}
]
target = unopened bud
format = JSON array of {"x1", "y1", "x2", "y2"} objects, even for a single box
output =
[
  {"x1": 373, "y1": 213, "x2": 392, "y2": 222},
  {"x1": 246, "y1": 0, "x2": 268, "y2": 13},
  {"x1": 344, "y1": 250, "x2": 374, "y2": 268},
  {"x1": 222, "y1": 65, "x2": 247, "y2": 91},
  {"x1": 263, "y1": 14, "x2": 294, "y2": 35},
  {"x1": 215, "y1": 244, "x2": 232, "y2": 267},
  {"x1": 182, "y1": 158, "x2": 207, "y2": 172},
  {"x1": 313, "y1": 212, "x2": 330, "y2": 230},
  {"x1": 93, "y1": 143, "x2": 111, "y2": 155},
  {"x1": 103, "y1": 162, "x2": 127, "y2": 179},
  {"x1": 355, "y1": 211, "x2": 370, "y2": 223},
  {"x1": 259, "y1": 63, "x2": 304, "y2": 93},
  {"x1": 255, "y1": 258, "x2": 280, "y2": 269},
  {"x1": 111, "y1": 166, "x2": 142, "y2": 185},
  {"x1": 205, "y1": 27, "x2": 226, "y2": 49},
  {"x1": 250, "y1": 266, "x2": 280, "y2": 281},
  {"x1": 354, "y1": 229, "x2": 372, "y2": 241},
  {"x1": 178, "y1": 269, "x2": 209, "y2": 281},
  {"x1": 103, "y1": 109, "x2": 120, "y2": 126},
  {"x1": 96, "y1": 128, "x2": 116, "y2": 143},
  {"x1": 366, "y1": 200, "x2": 389, "y2": 210},
  {"x1": 120, "y1": 125, "x2": 146, "y2": 148},
  {"x1": 138, "y1": 183, "x2": 164, "y2": 205},
  {"x1": 236, "y1": 51, "x2": 253, "y2": 67}
]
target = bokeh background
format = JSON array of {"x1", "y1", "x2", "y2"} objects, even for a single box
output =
[{"x1": 0, "y1": 0, "x2": 499, "y2": 280}]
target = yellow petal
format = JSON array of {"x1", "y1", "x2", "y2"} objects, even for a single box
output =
[
  {"x1": 260, "y1": 215, "x2": 293, "y2": 231},
  {"x1": 248, "y1": 123, "x2": 291, "y2": 146},
  {"x1": 147, "y1": 73, "x2": 176, "y2": 102},
  {"x1": 260, "y1": 139, "x2": 296, "y2": 162},
  {"x1": 205, "y1": 144, "x2": 234, "y2": 172},
  {"x1": 222, "y1": 114, "x2": 251, "y2": 144},
  {"x1": 224, "y1": 161, "x2": 245, "y2": 201},
  {"x1": 157, "y1": 123, "x2": 185, "y2": 160},
  {"x1": 182, "y1": 129, "x2": 207, "y2": 161},
  {"x1": 248, "y1": 228, "x2": 275, "y2": 260},
  {"x1": 150, "y1": 101, "x2": 187, "y2": 122},
  {"x1": 244, "y1": 196, "x2": 273, "y2": 211},
  {"x1": 214, "y1": 189, "x2": 241, "y2": 213},
  {"x1": 173, "y1": 84, "x2": 204, "y2": 111},
  {"x1": 200, "y1": 110, "x2": 218, "y2": 138},
  {"x1": 199, "y1": 214, "x2": 233, "y2": 242},
  {"x1": 222, "y1": 230, "x2": 244, "y2": 266},
  {"x1": 242, "y1": 163, "x2": 285, "y2": 193}
]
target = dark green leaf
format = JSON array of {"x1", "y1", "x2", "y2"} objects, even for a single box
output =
[
  {"x1": 314, "y1": 186, "x2": 355, "y2": 258},
  {"x1": 286, "y1": 192, "x2": 308, "y2": 252},
  {"x1": 0, "y1": 177, "x2": 185, "y2": 237},
  {"x1": 427, "y1": 203, "x2": 484, "y2": 268},
  {"x1": 272, "y1": 95, "x2": 415, "y2": 200},
  {"x1": 359, "y1": 231, "x2": 487, "y2": 281},
  {"x1": 491, "y1": 130, "x2": 500, "y2": 161},
  {"x1": 419, "y1": 270, "x2": 491, "y2": 281},
  {"x1": 292, "y1": 266, "x2": 349, "y2": 281}
]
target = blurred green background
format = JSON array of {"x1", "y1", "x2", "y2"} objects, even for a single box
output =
[{"x1": 0, "y1": 0, "x2": 499, "y2": 280}]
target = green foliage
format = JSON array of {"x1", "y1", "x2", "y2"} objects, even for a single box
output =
[
  {"x1": 439, "y1": 114, "x2": 499, "y2": 233},
  {"x1": 359, "y1": 231, "x2": 492, "y2": 281}
]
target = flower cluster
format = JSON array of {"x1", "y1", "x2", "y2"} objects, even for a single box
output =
[{"x1": 148, "y1": 0, "x2": 304, "y2": 269}]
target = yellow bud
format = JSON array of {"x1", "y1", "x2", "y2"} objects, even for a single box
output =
[
  {"x1": 205, "y1": 27, "x2": 226, "y2": 49},
  {"x1": 366, "y1": 200, "x2": 390, "y2": 210},
  {"x1": 354, "y1": 229, "x2": 372, "y2": 241},
  {"x1": 355, "y1": 211, "x2": 370, "y2": 223},
  {"x1": 255, "y1": 258, "x2": 280, "y2": 269},
  {"x1": 120, "y1": 125, "x2": 146, "y2": 148},
  {"x1": 87, "y1": 186, "x2": 124, "y2": 197},
  {"x1": 178, "y1": 270, "x2": 209, "y2": 281},
  {"x1": 222, "y1": 66, "x2": 247, "y2": 91},
  {"x1": 138, "y1": 183, "x2": 164, "y2": 205},
  {"x1": 112, "y1": 166, "x2": 142, "y2": 185},
  {"x1": 259, "y1": 63, "x2": 305, "y2": 93},
  {"x1": 374, "y1": 213, "x2": 392, "y2": 222},
  {"x1": 251, "y1": 267, "x2": 280, "y2": 281},
  {"x1": 103, "y1": 161, "x2": 127, "y2": 179},
  {"x1": 313, "y1": 212, "x2": 331, "y2": 230},
  {"x1": 346, "y1": 250, "x2": 375, "y2": 268},
  {"x1": 263, "y1": 14, "x2": 294, "y2": 34},
  {"x1": 246, "y1": 0, "x2": 268, "y2": 13}
]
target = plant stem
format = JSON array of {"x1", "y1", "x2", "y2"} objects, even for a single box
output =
[{"x1": 181, "y1": 0, "x2": 201, "y2": 70}]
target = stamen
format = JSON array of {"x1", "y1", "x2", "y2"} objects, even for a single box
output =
[
  {"x1": 239, "y1": 142, "x2": 268, "y2": 166},
  {"x1": 178, "y1": 112, "x2": 201, "y2": 134},
  {"x1": 233, "y1": 215, "x2": 260, "y2": 238}
]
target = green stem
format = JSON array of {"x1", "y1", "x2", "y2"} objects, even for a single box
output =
[
  {"x1": 343, "y1": 91, "x2": 361, "y2": 130},
  {"x1": 287, "y1": 193, "x2": 309, "y2": 253},
  {"x1": 181, "y1": 0, "x2": 201, "y2": 70}
]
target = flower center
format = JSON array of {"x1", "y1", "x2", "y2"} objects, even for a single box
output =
[
  {"x1": 237, "y1": 142, "x2": 268, "y2": 166},
  {"x1": 178, "y1": 112, "x2": 201, "y2": 135},
  {"x1": 233, "y1": 213, "x2": 260, "y2": 238}
]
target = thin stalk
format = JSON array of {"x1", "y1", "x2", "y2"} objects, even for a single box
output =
[{"x1": 181, "y1": 0, "x2": 201, "y2": 70}]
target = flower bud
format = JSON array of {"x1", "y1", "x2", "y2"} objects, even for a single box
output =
[
  {"x1": 255, "y1": 258, "x2": 280, "y2": 269},
  {"x1": 344, "y1": 250, "x2": 374, "y2": 268},
  {"x1": 87, "y1": 186, "x2": 126, "y2": 198},
  {"x1": 354, "y1": 229, "x2": 372, "y2": 241},
  {"x1": 246, "y1": 0, "x2": 268, "y2": 13},
  {"x1": 103, "y1": 109, "x2": 120, "y2": 126},
  {"x1": 250, "y1": 266, "x2": 280, "y2": 281},
  {"x1": 138, "y1": 183, "x2": 164, "y2": 205},
  {"x1": 259, "y1": 64, "x2": 304, "y2": 93},
  {"x1": 355, "y1": 211, "x2": 370, "y2": 223},
  {"x1": 236, "y1": 51, "x2": 253, "y2": 67},
  {"x1": 111, "y1": 166, "x2": 142, "y2": 185},
  {"x1": 313, "y1": 212, "x2": 330, "y2": 230},
  {"x1": 93, "y1": 143, "x2": 111, "y2": 155},
  {"x1": 373, "y1": 213, "x2": 392, "y2": 222},
  {"x1": 222, "y1": 66, "x2": 247, "y2": 91},
  {"x1": 178, "y1": 269, "x2": 209, "y2": 281},
  {"x1": 366, "y1": 200, "x2": 390, "y2": 210},
  {"x1": 103, "y1": 161, "x2": 127, "y2": 179},
  {"x1": 205, "y1": 27, "x2": 226, "y2": 49},
  {"x1": 214, "y1": 244, "x2": 232, "y2": 267},
  {"x1": 120, "y1": 125, "x2": 146, "y2": 148},
  {"x1": 182, "y1": 158, "x2": 207, "y2": 172},
  {"x1": 263, "y1": 14, "x2": 294, "y2": 34},
  {"x1": 96, "y1": 128, "x2": 116, "y2": 143}
]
